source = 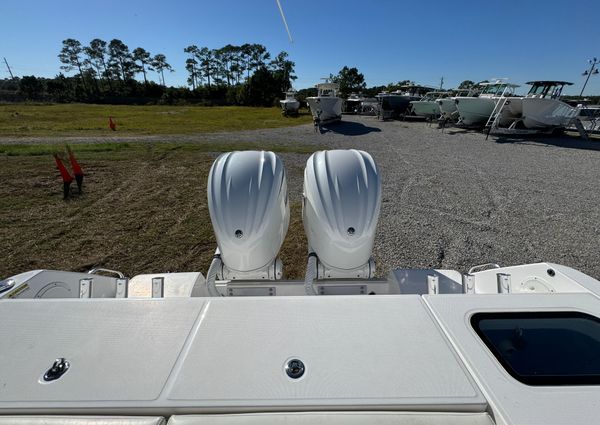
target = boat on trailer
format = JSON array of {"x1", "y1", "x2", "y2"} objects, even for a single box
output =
[
  {"x1": 521, "y1": 81, "x2": 579, "y2": 129},
  {"x1": 569, "y1": 103, "x2": 600, "y2": 132},
  {"x1": 487, "y1": 81, "x2": 582, "y2": 135},
  {"x1": 306, "y1": 81, "x2": 342, "y2": 124},
  {"x1": 377, "y1": 84, "x2": 434, "y2": 118},
  {"x1": 437, "y1": 88, "x2": 479, "y2": 122},
  {"x1": 279, "y1": 90, "x2": 300, "y2": 116},
  {"x1": 1, "y1": 149, "x2": 600, "y2": 425},
  {"x1": 343, "y1": 93, "x2": 379, "y2": 115},
  {"x1": 455, "y1": 80, "x2": 520, "y2": 127},
  {"x1": 409, "y1": 91, "x2": 449, "y2": 119},
  {"x1": 343, "y1": 92, "x2": 363, "y2": 114}
]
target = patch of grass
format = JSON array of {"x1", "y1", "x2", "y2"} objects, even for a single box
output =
[
  {"x1": 150, "y1": 141, "x2": 320, "y2": 155},
  {"x1": 0, "y1": 141, "x2": 323, "y2": 157},
  {"x1": 0, "y1": 104, "x2": 313, "y2": 137},
  {"x1": 280, "y1": 201, "x2": 308, "y2": 279},
  {"x1": 0, "y1": 143, "x2": 132, "y2": 156}
]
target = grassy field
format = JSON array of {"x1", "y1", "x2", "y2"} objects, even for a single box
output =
[
  {"x1": 0, "y1": 104, "x2": 312, "y2": 137},
  {"x1": 0, "y1": 141, "x2": 321, "y2": 279}
]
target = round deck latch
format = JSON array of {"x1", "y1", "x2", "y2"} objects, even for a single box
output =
[
  {"x1": 285, "y1": 359, "x2": 305, "y2": 379},
  {"x1": 43, "y1": 358, "x2": 70, "y2": 382}
]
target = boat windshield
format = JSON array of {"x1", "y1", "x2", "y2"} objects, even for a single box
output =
[
  {"x1": 527, "y1": 83, "x2": 564, "y2": 99},
  {"x1": 480, "y1": 84, "x2": 507, "y2": 96},
  {"x1": 421, "y1": 92, "x2": 447, "y2": 101},
  {"x1": 317, "y1": 83, "x2": 338, "y2": 97},
  {"x1": 452, "y1": 89, "x2": 476, "y2": 97}
]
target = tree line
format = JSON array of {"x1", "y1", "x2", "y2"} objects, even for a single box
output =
[
  {"x1": 4, "y1": 49, "x2": 596, "y2": 106},
  {"x1": 58, "y1": 38, "x2": 174, "y2": 94},
  {"x1": 0, "y1": 39, "x2": 297, "y2": 106}
]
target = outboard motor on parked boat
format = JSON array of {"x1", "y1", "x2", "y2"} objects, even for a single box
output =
[
  {"x1": 205, "y1": 151, "x2": 289, "y2": 295},
  {"x1": 302, "y1": 149, "x2": 381, "y2": 294}
]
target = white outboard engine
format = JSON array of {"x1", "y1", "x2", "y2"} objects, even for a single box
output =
[
  {"x1": 205, "y1": 151, "x2": 289, "y2": 295},
  {"x1": 303, "y1": 149, "x2": 381, "y2": 292}
]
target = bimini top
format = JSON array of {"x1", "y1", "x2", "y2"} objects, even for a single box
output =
[{"x1": 526, "y1": 80, "x2": 573, "y2": 86}]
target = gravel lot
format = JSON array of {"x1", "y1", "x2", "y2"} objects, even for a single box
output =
[
  {"x1": 189, "y1": 114, "x2": 600, "y2": 280},
  {"x1": 3, "y1": 115, "x2": 600, "y2": 279},
  {"x1": 312, "y1": 116, "x2": 600, "y2": 279}
]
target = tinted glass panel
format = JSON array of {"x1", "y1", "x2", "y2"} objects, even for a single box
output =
[{"x1": 471, "y1": 312, "x2": 600, "y2": 385}]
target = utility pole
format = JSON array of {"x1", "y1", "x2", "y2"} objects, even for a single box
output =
[
  {"x1": 580, "y1": 58, "x2": 599, "y2": 97},
  {"x1": 3, "y1": 57, "x2": 15, "y2": 79}
]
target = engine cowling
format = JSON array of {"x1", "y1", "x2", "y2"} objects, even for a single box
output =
[
  {"x1": 303, "y1": 149, "x2": 381, "y2": 273},
  {"x1": 208, "y1": 151, "x2": 289, "y2": 276}
]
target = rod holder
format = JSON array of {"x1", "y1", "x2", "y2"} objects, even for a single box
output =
[
  {"x1": 497, "y1": 273, "x2": 511, "y2": 294},
  {"x1": 462, "y1": 273, "x2": 475, "y2": 294},
  {"x1": 79, "y1": 278, "x2": 92, "y2": 298},
  {"x1": 115, "y1": 278, "x2": 128, "y2": 298},
  {"x1": 427, "y1": 274, "x2": 439, "y2": 295},
  {"x1": 152, "y1": 277, "x2": 164, "y2": 298}
]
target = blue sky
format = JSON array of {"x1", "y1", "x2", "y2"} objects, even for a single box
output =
[{"x1": 2, "y1": 0, "x2": 600, "y2": 95}]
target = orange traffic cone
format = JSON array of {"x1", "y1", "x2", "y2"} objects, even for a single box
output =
[
  {"x1": 66, "y1": 145, "x2": 84, "y2": 194},
  {"x1": 53, "y1": 153, "x2": 73, "y2": 200},
  {"x1": 109, "y1": 116, "x2": 116, "y2": 131}
]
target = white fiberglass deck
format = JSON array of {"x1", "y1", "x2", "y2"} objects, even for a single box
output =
[{"x1": 0, "y1": 296, "x2": 485, "y2": 414}]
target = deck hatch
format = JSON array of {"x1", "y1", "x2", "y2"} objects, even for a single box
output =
[{"x1": 471, "y1": 311, "x2": 600, "y2": 385}]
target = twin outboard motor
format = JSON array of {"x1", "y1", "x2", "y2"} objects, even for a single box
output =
[
  {"x1": 205, "y1": 148, "x2": 381, "y2": 296},
  {"x1": 206, "y1": 151, "x2": 289, "y2": 292},
  {"x1": 303, "y1": 149, "x2": 381, "y2": 284}
]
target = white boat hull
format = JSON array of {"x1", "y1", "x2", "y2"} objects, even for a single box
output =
[
  {"x1": 456, "y1": 97, "x2": 521, "y2": 127},
  {"x1": 504, "y1": 97, "x2": 522, "y2": 116},
  {"x1": 522, "y1": 98, "x2": 578, "y2": 129},
  {"x1": 455, "y1": 97, "x2": 496, "y2": 126},
  {"x1": 410, "y1": 100, "x2": 441, "y2": 117},
  {"x1": 280, "y1": 99, "x2": 300, "y2": 114},
  {"x1": 306, "y1": 97, "x2": 342, "y2": 122},
  {"x1": 438, "y1": 98, "x2": 458, "y2": 116}
]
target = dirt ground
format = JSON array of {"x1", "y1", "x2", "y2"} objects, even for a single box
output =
[{"x1": 0, "y1": 144, "x2": 313, "y2": 279}]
